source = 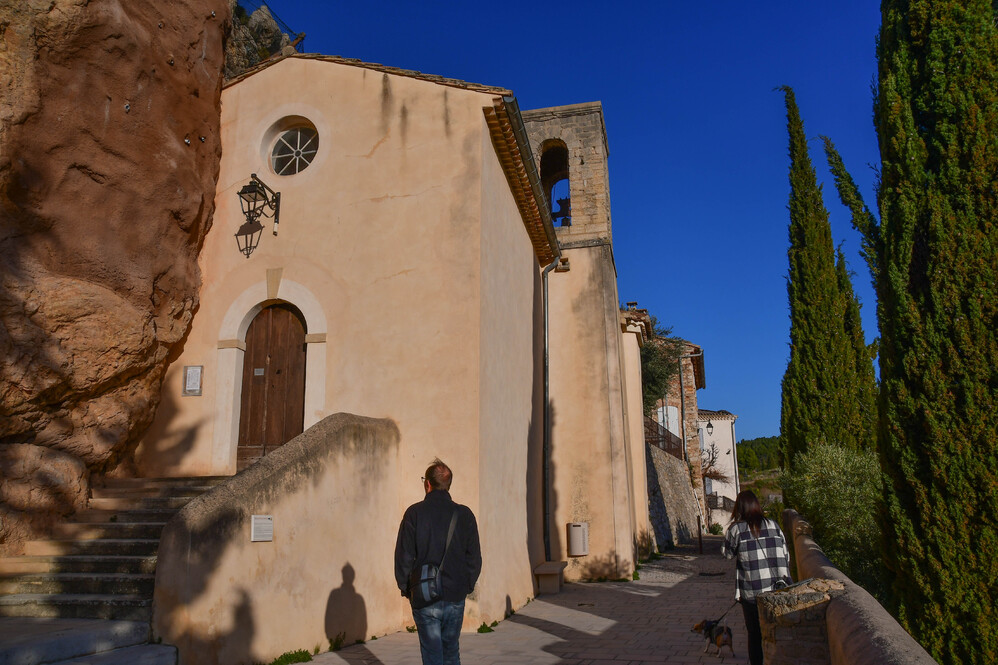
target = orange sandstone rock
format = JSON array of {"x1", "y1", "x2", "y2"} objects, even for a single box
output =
[{"x1": 0, "y1": 0, "x2": 229, "y2": 552}]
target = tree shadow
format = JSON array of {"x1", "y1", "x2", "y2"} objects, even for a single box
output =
[{"x1": 130, "y1": 335, "x2": 206, "y2": 477}]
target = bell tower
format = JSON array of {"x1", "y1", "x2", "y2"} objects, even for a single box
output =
[{"x1": 521, "y1": 102, "x2": 612, "y2": 246}]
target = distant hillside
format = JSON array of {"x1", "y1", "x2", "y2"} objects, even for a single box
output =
[{"x1": 737, "y1": 435, "x2": 780, "y2": 473}]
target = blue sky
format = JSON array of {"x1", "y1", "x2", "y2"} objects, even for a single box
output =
[{"x1": 266, "y1": 1, "x2": 884, "y2": 441}]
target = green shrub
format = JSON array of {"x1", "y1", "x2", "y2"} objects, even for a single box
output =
[
  {"x1": 477, "y1": 622, "x2": 493, "y2": 633},
  {"x1": 763, "y1": 498, "x2": 785, "y2": 525},
  {"x1": 708, "y1": 522, "x2": 723, "y2": 535},
  {"x1": 780, "y1": 443, "x2": 887, "y2": 602},
  {"x1": 267, "y1": 649, "x2": 312, "y2": 665},
  {"x1": 328, "y1": 632, "x2": 345, "y2": 652}
]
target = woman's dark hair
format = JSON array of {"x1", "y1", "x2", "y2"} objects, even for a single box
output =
[{"x1": 729, "y1": 490, "x2": 765, "y2": 538}]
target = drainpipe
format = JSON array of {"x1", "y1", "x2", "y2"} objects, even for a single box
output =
[{"x1": 542, "y1": 256, "x2": 559, "y2": 563}]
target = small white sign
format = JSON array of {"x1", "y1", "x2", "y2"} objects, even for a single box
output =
[
  {"x1": 182, "y1": 366, "x2": 202, "y2": 396},
  {"x1": 251, "y1": 515, "x2": 274, "y2": 542}
]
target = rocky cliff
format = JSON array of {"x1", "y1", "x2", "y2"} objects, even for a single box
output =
[
  {"x1": 225, "y1": 1, "x2": 295, "y2": 80},
  {"x1": 0, "y1": 0, "x2": 229, "y2": 553}
]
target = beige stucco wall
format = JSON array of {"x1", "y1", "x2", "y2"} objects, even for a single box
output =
[
  {"x1": 621, "y1": 326, "x2": 652, "y2": 556},
  {"x1": 476, "y1": 117, "x2": 546, "y2": 616},
  {"x1": 137, "y1": 56, "x2": 545, "y2": 639},
  {"x1": 154, "y1": 414, "x2": 401, "y2": 665},
  {"x1": 546, "y1": 245, "x2": 635, "y2": 580}
]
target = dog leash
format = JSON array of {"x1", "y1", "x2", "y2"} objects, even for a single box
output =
[{"x1": 715, "y1": 600, "x2": 739, "y2": 622}]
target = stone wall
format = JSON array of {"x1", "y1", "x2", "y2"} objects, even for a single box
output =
[
  {"x1": 0, "y1": 0, "x2": 229, "y2": 553},
  {"x1": 521, "y1": 102, "x2": 612, "y2": 245},
  {"x1": 646, "y1": 443, "x2": 700, "y2": 547},
  {"x1": 782, "y1": 510, "x2": 939, "y2": 665},
  {"x1": 757, "y1": 578, "x2": 845, "y2": 665}
]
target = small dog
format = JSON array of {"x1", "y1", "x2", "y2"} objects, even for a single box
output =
[{"x1": 692, "y1": 619, "x2": 734, "y2": 657}]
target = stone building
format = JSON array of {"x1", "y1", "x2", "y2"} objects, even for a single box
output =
[
  {"x1": 0, "y1": 5, "x2": 653, "y2": 663},
  {"x1": 653, "y1": 341, "x2": 707, "y2": 508},
  {"x1": 119, "y1": 55, "x2": 648, "y2": 663},
  {"x1": 520, "y1": 103, "x2": 650, "y2": 580},
  {"x1": 697, "y1": 408, "x2": 740, "y2": 524}
]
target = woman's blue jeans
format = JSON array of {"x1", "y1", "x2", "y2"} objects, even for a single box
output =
[{"x1": 412, "y1": 599, "x2": 465, "y2": 665}]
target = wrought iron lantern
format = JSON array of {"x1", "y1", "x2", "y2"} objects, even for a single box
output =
[
  {"x1": 706, "y1": 420, "x2": 714, "y2": 436},
  {"x1": 235, "y1": 173, "x2": 280, "y2": 258}
]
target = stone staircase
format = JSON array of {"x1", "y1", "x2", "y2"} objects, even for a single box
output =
[{"x1": 0, "y1": 476, "x2": 227, "y2": 664}]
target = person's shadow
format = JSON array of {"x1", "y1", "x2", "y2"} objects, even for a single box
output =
[{"x1": 325, "y1": 563, "x2": 368, "y2": 648}]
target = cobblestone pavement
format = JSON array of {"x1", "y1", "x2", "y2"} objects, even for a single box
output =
[{"x1": 316, "y1": 535, "x2": 750, "y2": 665}]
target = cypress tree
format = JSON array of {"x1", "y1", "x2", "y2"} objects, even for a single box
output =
[
  {"x1": 875, "y1": 2, "x2": 998, "y2": 661},
  {"x1": 835, "y1": 248, "x2": 878, "y2": 439},
  {"x1": 826, "y1": 3, "x2": 998, "y2": 661},
  {"x1": 779, "y1": 87, "x2": 868, "y2": 471}
]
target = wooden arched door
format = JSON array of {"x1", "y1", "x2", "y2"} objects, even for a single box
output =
[{"x1": 237, "y1": 304, "x2": 307, "y2": 471}]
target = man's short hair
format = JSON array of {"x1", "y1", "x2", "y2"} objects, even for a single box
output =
[{"x1": 425, "y1": 459, "x2": 453, "y2": 491}]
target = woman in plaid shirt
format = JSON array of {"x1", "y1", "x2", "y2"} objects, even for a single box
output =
[{"x1": 722, "y1": 490, "x2": 792, "y2": 665}]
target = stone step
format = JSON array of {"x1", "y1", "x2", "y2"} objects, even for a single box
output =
[
  {"x1": 0, "y1": 617, "x2": 151, "y2": 665},
  {"x1": 52, "y1": 522, "x2": 167, "y2": 541},
  {"x1": 53, "y1": 643, "x2": 177, "y2": 664},
  {"x1": 72, "y1": 509, "x2": 179, "y2": 524},
  {"x1": 23, "y1": 540, "x2": 160, "y2": 557},
  {"x1": 0, "y1": 555, "x2": 158, "y2": 575},
  {"x1": 0, "y1": 573, "x2": 154, "y2": 596},
  {"x1": 99, "y1": 476, "x2": 228, "y2": 489},
  {"x1": 90, "y1": 486, "x2": 217, "y2": 500},
  {"x1": 87, "y1": 497, "x2": 190, "y2": 511},
  {"x1": 0, "y1": 594, "x2": 152, "y2": 621}
]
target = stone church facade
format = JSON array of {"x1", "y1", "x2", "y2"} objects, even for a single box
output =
[{"x1": 126, "y1": 54, "x2": 650, "y2": 663}]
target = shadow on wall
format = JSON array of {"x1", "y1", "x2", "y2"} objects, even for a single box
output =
[
  {"x1": 154, "y1": 413, "x2": 401, "y2": 665},
  {"x1": 645, "y1": 444, "x2": 675, "y2": 548},
  {"x1": 326, "y1": 563, "x2": 368, "y2": 647},
  {"x1": 547, "y1": 401, "x2": 562, "y2": 564},
  {"x1": 525, "y1": 271, "x2": 547, "y2": 585},
  {"x1": 575, "y1": 550, "x2": 629, "y2": 582},
  {"x1": 645, "y1": 444, "x2": 696, "y2": 547},
  {"x1": 131, "y1": 332, "x2": 206, "y2": 476},
  {"x1": 635, "y1": 529, "x2": 655, "y2": 560},
  {"x1": 325, "y1": 562, "x2": 391, "y2": 665}
]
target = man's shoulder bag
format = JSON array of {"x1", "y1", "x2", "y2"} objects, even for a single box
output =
[{"x1": 408, "y1": 509, "x2": 459, "y2": 609}]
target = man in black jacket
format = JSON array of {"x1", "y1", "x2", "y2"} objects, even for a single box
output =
[{"x1": 394, "y1": 459, "x2": 482, "y2": 665}]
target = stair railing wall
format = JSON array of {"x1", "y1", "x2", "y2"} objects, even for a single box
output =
[
  {"x1": 153, "y1": 413, "x2": 401, "y2": 665},
  {"x1": 782, "y1": 509, "x2": 938, "y2": 665}
]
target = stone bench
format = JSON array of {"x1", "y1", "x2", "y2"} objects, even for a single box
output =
[{"x1": 533, "y1": 561, "x2": 568, "y2": 594}]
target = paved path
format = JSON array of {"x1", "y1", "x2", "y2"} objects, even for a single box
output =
[{"x1": 317, "y1": 535, "x2": 749, "y2": 665}]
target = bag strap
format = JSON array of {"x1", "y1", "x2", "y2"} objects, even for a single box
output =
[{"x1": 437, "y1": 509, "x2": 459, "y2": 573}]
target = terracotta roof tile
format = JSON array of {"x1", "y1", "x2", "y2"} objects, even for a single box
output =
[{"x1": 225, "y1": 53, "x2": 512, "y2": 95}]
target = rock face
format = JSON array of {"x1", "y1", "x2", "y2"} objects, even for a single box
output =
[
  {"x1": 0, "y1": 0, "x2": 229, "y2": 553},
  {"x1": 224, "y1": 1, "x2": 293, "y2": 80}
]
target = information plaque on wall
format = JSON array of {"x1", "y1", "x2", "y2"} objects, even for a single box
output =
[
  {"x1": 251, "y1": 515, "x2": 274, "y2": 542},
  {"x1": 182, "y1": 365, "x2": 203, "y2": 396}
]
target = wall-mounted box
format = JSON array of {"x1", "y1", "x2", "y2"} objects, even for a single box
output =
[{"x1": 567, "y1": 522, "x2": 589, "y2": 556}]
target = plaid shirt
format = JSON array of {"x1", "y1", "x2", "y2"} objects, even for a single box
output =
[{"x1": 722, "y1": 518, "x2": 791, "y2": 601}]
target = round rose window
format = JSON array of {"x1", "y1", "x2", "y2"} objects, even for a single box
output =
[{"x1": 271, "y1": 127, "x2": 319, "y2": 176}]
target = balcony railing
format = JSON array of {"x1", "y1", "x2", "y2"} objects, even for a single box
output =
[{"x1": 644, "y1": 416, "x2": 684, "y2": 461}]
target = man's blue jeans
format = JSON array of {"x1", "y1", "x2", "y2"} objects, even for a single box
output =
[{"x1": 411, "y1": 599, "x2": 465, "y2": 665}]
